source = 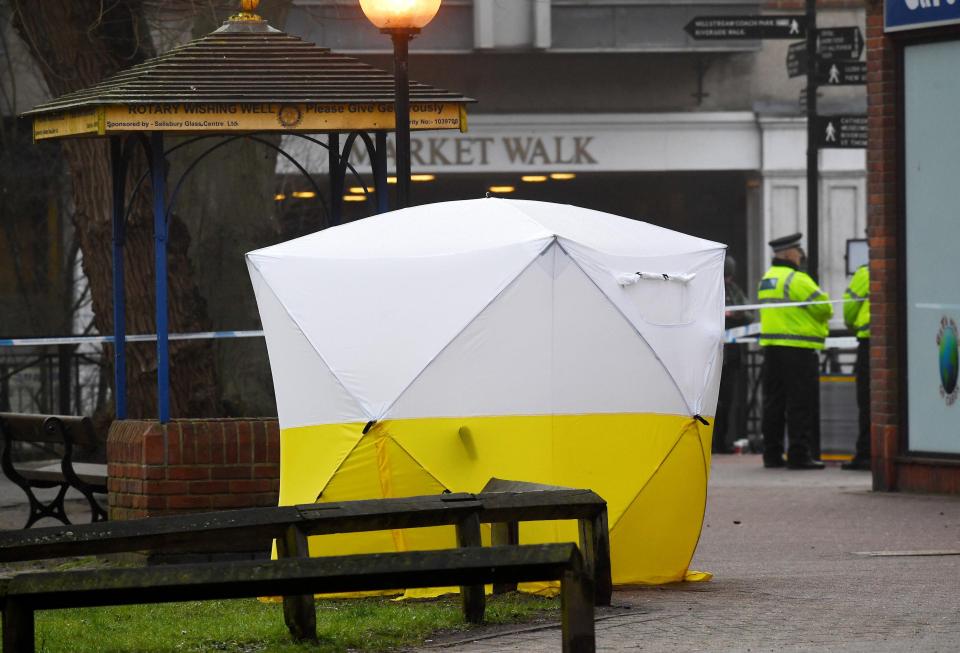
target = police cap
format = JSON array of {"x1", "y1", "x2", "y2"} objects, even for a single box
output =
[{"x1": 768, "y1": 232, "x2": 803, "y2": 253}]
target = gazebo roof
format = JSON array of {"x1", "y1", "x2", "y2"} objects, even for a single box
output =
[{"x1": 27, "y1": 16, "x2": 473, "y2": 141}]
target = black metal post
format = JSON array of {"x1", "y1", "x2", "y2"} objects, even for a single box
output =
[
  {"x1": 57, "y1": 344, "x2": 71, "y2": 414},
  {"x1": 374, "y1": 132, "x2": 389, "y2": 214},
  {"x1": 328, "y1": 133, "x2": 342, "y2": 225},
  {"x1": 805, "y1": 0, "x2": 819, "y2": 280},
  {"x1": 389, "y1": 29, "x2": 415, "y2": 209}
]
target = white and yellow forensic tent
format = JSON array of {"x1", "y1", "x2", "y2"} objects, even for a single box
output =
[{"x1": 247, "y1": 198, "x2": 725, "y2": 586}]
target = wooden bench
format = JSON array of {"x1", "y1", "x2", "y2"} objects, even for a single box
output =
[
  {"x1": 0, "y1": 487, "x2": 612, "y2": 640},
  {"x1": 479, "y1": 478, "x2": 613, "y2": 606},
  {"x1": 0, "y1": 493, "x2": 488, "y2": 641},
  {"x1": 0, "y1": 413, "x2": 107, "y2": 528},
  {"x1": 0, "y1": 543, "x2": 596, "y2": 653}
]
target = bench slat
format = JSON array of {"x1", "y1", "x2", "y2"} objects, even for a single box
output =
[
  {"x1": 296, "y1": 494, "x2": 482, "y2": 535},
  {"x1": 0, "y1": 495, "x2": 482, "y2": 562},
  {"x1": 478, "y1": 489, "x2": 606, "y2": 523},
  {"x1": 2, "y1": 544, "x2": 596, "y2": 653},
  {"x1": 0, "y1": 414, "x2": 100, "y2": 447},
  {"x1": 6, "y1": 544, "x2": 579, "y2": 609},
  {"x1": 20, "y1": 463, "x2": 106, "y2": 488},
  {"x1": 0, "y1": 506, "x2": 304, "y2": 561}
]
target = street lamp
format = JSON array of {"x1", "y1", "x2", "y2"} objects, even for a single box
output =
[{"x1": 360, "y1": 0, "x2": 442, "y2": 208}]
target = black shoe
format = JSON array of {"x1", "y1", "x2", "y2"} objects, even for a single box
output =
[
  {"x1": 763, "y1": 457, "x2": 785, "y2": 469},
  {"x1": 787, "y1": 456, "x2": 825, "y2": 470},
  {"x1": 841, "y1": 457, "x2": 871, "y2": 471}
]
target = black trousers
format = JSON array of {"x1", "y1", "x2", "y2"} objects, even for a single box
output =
[
  {"x1": 761, "y1": 345, "x2": 821, "y2": 462},
  {"x1": 855, "y1": 338, "x2": 871, "y2": 460}
]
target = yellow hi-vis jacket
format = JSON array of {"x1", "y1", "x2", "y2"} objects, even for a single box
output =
[
  {"x1": 758, "y1": 262, "x2": 833, "y2": 349},
  {"x1": 843, "y1": 264, "x2": 870, "y2": 339}
]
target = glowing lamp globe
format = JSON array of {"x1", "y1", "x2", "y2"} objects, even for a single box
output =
[{"x1": 359, "y1": 0, "x2": 442, "y2": 30}]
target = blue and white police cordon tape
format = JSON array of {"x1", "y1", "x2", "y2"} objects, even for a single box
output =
[
  {"x1": 0, "y1": 298, "x2": 860, "y2": 349},
  {"x1": 0, "y1": 330, "x2": 264, "y2": 348},
  {"x1": 721, "y1": 322, "x2": 856, "y2": 348},
  {"x1": 725, "y1": 297, "x2": 845, "y2": 312}
]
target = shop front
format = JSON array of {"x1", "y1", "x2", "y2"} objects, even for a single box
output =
[{"x1": 869, "y1": 0, "x2": 960, "y2": 492}]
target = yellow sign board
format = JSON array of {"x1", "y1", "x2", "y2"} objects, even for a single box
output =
[
  {"x1": 33, "y1": 102, "x2": 466, "y2": 141},
  {"x1": 33, "y1": 109, "x2": 103, "y2": 140}
]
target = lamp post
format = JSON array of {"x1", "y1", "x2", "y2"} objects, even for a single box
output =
[{"x1": 360, "y1": 0, "x2": 441, "y2": 209}]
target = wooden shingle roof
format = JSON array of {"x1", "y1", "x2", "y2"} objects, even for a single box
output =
[{"x1": 27, "y1": 19, "x2": 472, "y2": 140}]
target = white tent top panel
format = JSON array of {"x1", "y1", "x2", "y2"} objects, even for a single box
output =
[
  {"x1": 248, "y1": 198, "x2": 724, "y2": 261},
  {"x1": 387, "y1": 244, "x2": 690, "y2": 420},
  {"x1": 248, "y1": 199, "x2": 726, "y2": 423}
]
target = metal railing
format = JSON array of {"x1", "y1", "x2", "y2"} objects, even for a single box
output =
[
  {"x1": 742, "y1": 340, "x2": 858, "y2": 451},
  {"x1": 0, "y1": 348, "x2": 109, "y2": 417}
]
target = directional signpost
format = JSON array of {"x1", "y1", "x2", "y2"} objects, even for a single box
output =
[
  {"x1": 816, "y1": 115, "x2": 867, "y2": 149},
  {"x1": 787, "y1": 42, "x2": 807, "y2": 78},
  {"x1": 815, "y1": 27, "x2": 864, "y2": 60},
  {"x1": 816, "y1": 60, "x2": 866, "y2": 86},
  {"x1": 798, "y1": 87, "x2": 823, "y2": 109},
  {"x1": 787, "y1": 32, "x2": 865, "y2": 81},
  {"x1": 684, "y1": 15, "x2": 807, "y2": 40},
  {"x1": 685, "y1": 7, "x2": 866, "y2": 281}
]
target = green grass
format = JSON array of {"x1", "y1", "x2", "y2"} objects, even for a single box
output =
[{"x1": 30, "y1": 593, "x2": 559, "y2": 652}]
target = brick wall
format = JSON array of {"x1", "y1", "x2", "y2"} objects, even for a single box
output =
[
  {"x1": 107, "y1": 418, "x2": 279, "y2": 521},
  {"x1": 865, "y1": 0, "x2": 900, "y2": 491}
]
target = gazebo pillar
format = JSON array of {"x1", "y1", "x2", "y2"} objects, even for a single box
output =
[
  {"x1": 150, "y1": 132, "x2": 171, "y2": 423},
  {"x1": 110, "y1": 137, "x2": 129, "y2": 420}
]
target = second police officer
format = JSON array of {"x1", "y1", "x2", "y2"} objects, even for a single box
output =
[
  {"x1": 842, "y1": 263, "x2": 871, "y2": 470},
  {"x1": 758, "y1": 233, "x2": 832, "y2": 470}
]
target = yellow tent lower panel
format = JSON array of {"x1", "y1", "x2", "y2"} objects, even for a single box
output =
[{"x1": 278, "y1": 412, "x2": 713, "y2": 596}]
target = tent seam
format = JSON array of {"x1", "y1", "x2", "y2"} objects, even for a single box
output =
[
  {"x1": 695, "y1": 340, "x2": 724, "y2": 417},
  {"x1": 607, "y1": 421, "x2": 690, "y2": 532},
  {"x1": 378, "y1": 237, "x2": 557, "y2": 420},
  {"x1": 553, "y1": 240, "x2": 692, "y2": 415},
  {"x1": 381, "y1": 430, "x2": 454, "y2": 493},
  {"x1": 311, "y1": 430, "x2": 368, "y2": 501},
  {"x1": 372, "y1": 427, "x2": 409, "y2": 552},
  {"x1": 248, "y1": 255, "x2": 372, "y2": 419},
  {"x1": 495, "y1": 197, "x2": 564, "y2": 234},
  {"x1": 550, "y1": 243, "x2": 558, "y2": 493},
  {"x1": 682, "y1": 422, "x2": 712, "y2": 578}
]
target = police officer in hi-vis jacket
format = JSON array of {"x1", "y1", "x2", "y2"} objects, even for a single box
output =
[
  {"x1": 758, "y1": 233, "x2": 832, "y2": 470},
  {"x1": 842, "y1": 264, "x2": 871, "y2": 470}
]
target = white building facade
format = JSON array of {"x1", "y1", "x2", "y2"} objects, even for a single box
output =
[{"x1": 283, "y1": 0, "x2": 867, "y2": 307}]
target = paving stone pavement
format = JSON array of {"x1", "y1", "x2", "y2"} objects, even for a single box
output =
[
  {"x1": 1, "y1": 456, "x2": 958, "y2": 651},
  {"x1": 421, "y1": 455, "x2": 960, "y2": 652}
]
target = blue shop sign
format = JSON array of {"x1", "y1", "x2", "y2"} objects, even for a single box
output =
[{"x1": 886, "y1": 0, "x2": 960, "y2": 32}]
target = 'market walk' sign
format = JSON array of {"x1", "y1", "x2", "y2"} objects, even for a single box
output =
[{"x1": 886, "y1": 0, "x2": 960, "y2": 32}]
